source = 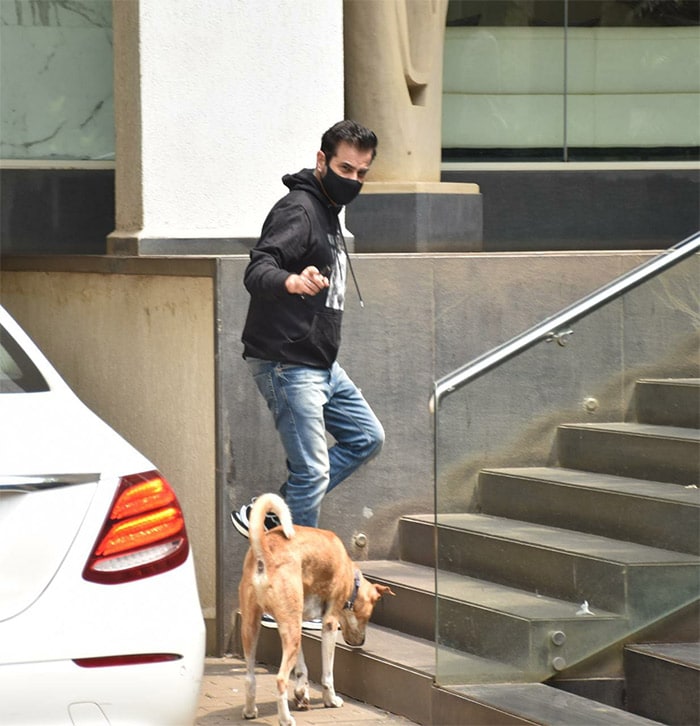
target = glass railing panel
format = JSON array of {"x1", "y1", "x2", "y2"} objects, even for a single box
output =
[{"x1": 434, "y1": 249, "x2": 699, "y2": 685}]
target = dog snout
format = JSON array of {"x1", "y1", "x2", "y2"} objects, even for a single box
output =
[
  {"x1": 341, "y1": 628, "x2": 366, "y2": 648},
  {"x1": 343, "y1": 635, "x2": 365, "y2": 648}
]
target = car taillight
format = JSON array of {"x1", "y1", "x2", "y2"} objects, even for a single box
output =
[{"x1": 83, "y1": 471, "x2": 189, "y2": 584}]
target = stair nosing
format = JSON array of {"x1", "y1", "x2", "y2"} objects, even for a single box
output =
[
  {"x1": 625, "y1": 642, "x2": 700, "y2": 670},
  {"x1": 404, "y1": 512, "x2": 700, "y2": 565},
  {"x1": 480, "y1": 466, "x2": 700, "y2": 505},
  {"x1": 558, "y1": 421, "x2": 700, "y2": 440},
  {"x1": 362, "y1": 559, "x2": 622, "y2": 620},
  {"x1": 449, "y1": 682, "x2": 662, "y2": 724}
]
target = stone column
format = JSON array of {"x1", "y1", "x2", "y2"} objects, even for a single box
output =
[
  {"x1": 344, "y1": 0, "x2": 482, "y2": 252},
  {"x1": 108, "y1": 0, "x2": 345, "y2": 255}
]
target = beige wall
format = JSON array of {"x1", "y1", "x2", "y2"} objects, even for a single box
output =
[{"x1": 0, "y1": 269, "x2": 216, "y2": 631}]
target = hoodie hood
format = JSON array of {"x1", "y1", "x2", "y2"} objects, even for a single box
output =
[{"x1": 282, "y1": 168, "x2": 341, "y2": 214}]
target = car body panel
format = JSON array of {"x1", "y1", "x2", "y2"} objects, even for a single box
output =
[
  {"x1": 0, "y1": 478, "x2": 97, "y2": 621},
  {"x1": 0, "y1": 653, "x2": 204, "y2": 726},
  {"x1": 0, "y1": 306, "x2": 206, "y2": 724}
]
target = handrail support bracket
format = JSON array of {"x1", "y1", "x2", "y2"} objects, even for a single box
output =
[{"x1": 546, "y1": 327, "x2": 574, "y2": 347}]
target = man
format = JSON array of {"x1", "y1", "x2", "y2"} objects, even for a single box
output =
[{"x1": 232, "y1": 119, "x2": 385, "y2": 538}]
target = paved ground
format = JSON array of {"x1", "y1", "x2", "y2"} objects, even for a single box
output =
[{"x1": 196, "y1": 656, "x2": 418, "y2": 725}]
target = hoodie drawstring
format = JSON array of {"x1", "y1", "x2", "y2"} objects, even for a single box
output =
[{"x1": 339, "y1": 226, "x2": 364, "y2": 309}]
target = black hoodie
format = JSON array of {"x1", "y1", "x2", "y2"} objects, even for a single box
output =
[{"x1": 241, "y1": 168, "x2": 348, "y2": 368}]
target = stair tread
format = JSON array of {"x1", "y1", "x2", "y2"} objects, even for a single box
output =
[
  {"x1": 406, "y1": 513, "x2": 700, "y2": 565},
  {"x1": 363, "y1": 559, "x2": 621, "y2": 620},
  {"x1": 560, "y1": 421, "x2": 700, "y2": 440},
  {"x1": 447, "y1": 683, "x2": 661, "y2": 725},
  {"x1": 626, "y1": 641, "x2": 700, "y2": 669},
  {"x1": 638, "y1": 377, "x2": 700, "y2": 386},
  {"x1": 301, "y1": 622, "x2": 526, "y2": 681},
  {"x1": 483, "y1": 467, "x2": 700, "y2": 504}
]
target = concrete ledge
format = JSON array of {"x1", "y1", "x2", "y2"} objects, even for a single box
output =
[
  {"x1": 0, "y1": 254, "x2": 220, "y2": 276},
  {"x1": 361, "y1": 181, "x2": 480, "y2": 195},
  {"x1": 346, "y1": 184, "x2": 483, "y2": 253},
  {"x1": 107, "y1": 233, "x2": 255, "y2": 256}
]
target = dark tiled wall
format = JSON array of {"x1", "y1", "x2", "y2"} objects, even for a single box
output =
[
  {"x1": 442, "y1": 168, "x2": 700, "y2": 251},
  {"x1": 1, "y1": 169, "x2": 114, "y2": 255}
]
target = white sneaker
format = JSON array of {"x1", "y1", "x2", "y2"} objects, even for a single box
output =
[
  {"x1": 302, "y1": 618, "x2": 323, "y2": 631},
  {"x1": 230, "y1": 499, "x2": 281, "y2": 539},
  {"x1": 261, "y1": 613, "x2": 278, "y2": 629},
  {"x1": 260, "y1": 614, "x2": 321, "y2": 631}
]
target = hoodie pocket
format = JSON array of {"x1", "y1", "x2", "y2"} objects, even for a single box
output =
[{"x1": 281, "y1": 310, "x2": 341, "y2": 367}]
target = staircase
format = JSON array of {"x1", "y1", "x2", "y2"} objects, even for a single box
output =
[{"x1": 253, "y1": 378, "x2": 700, "y2": 724}]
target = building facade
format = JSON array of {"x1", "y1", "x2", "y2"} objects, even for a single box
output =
[{"x1": 1, "y1": 0, "x2": 698, "y2": 653}]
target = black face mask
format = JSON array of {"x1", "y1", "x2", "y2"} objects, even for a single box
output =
[{"x1": 320, "y1": 162, "x2": 363, "y2": 206}]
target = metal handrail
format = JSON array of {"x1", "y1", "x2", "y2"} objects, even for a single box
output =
[{"x1": 432, "y1": 230, "x2": 700, "y2": 409}]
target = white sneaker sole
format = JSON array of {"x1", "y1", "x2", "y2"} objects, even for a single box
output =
[
  {"x1": 258, "y1": 616, "x2": 322, "y2": 631},
  {"x1": 230, "y1": 510, "x2": 250, "y2": 539},
  {"x1": 302, "y1": 619, "x2": 323, "y2": 631}
]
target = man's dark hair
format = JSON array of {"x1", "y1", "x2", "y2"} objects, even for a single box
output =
[{"x1": 321, "y1": 120, "x2": 378, "y2": 162}]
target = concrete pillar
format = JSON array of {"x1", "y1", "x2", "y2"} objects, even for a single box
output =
[
  {"x1": 345, "y1": 0, "x2": 448, "y2": 183},
  {"x1": 344, "y1": 0, "x2": 482, "y2": 252},
  {"x1": 108, "y1": 0, "x2": 345, "y2": 255}
]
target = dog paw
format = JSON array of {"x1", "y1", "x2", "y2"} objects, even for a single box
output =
[
  {"x1": 293, "y1": 691, "x2": 311, "y2": 711},
  {"x1": 242, "y1": 705, "x2": 258, "y2": 720},
  {"x1": 323, "y1": 694, "x2": 344, "y2": 709}
]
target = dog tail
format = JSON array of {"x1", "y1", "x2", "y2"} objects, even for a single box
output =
[{"x1": 249, "y1": 493, "x2": 294, "y2": 559}]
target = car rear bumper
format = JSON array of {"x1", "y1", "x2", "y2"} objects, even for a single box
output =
[{"x1": 0, "y1": 645, "x2": 205, "y2": 725}]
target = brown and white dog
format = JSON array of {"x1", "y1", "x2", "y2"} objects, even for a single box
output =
[{"x1": 238, "y1": 493, "x2": 395, "y2": 726}]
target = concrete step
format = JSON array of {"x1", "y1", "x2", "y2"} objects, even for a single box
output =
[
  {"x1": 624, "y1": 642, "x2": 700, "y2": 725},
  {"x1": 362, "y1": 559, "x2": 624, "y2": 677},
  {"x1": 443, "y1": 683, "x2": 662, "y2": 725},
  {"x1": 635, "y1": 378, "x2": 700, "y2": 429},
  {"x1": 254, "y1": 621, "x2": 525, "y2": 724},
  {"x1": 399, "y1": 513, "x2": 699, "y2": 617},
  {"x1": 253, "y1": 621, "x2": 668, "y2": 724},
  {"x1": 478, "y1": 467, "x2": 700, "y2": 554},
  {"x1": 556, "y1": 422, "x2": 700, "y2": 486}
]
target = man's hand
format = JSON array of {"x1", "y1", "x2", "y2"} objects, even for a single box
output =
[{"x1": 286, "y1": 266, "x2": 330, "y2": 296}]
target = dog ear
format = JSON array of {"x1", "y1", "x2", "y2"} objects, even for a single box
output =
[{"x1": 374, "y1": 583, "x2": 396, "y2": 599}]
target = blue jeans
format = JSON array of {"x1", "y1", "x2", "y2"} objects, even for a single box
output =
[{"x1": 247, "y1": 359, "x2": 384, "y2": 527}]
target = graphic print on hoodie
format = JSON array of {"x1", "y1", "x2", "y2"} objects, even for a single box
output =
[
  {"x1": 325, "y1": 232, "x2": 347, "y2": 312},
  {"x1": 241, "y1": 168, "x2": 350, "y2": 369}
]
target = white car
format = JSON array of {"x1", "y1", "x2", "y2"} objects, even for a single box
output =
[{"x1": 0, "y1": 305, "x2": 205, "y2": 725}]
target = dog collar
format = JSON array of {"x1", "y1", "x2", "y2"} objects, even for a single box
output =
[{"x1": 344, "y1": 570, "x2": 361, "y2": 611}]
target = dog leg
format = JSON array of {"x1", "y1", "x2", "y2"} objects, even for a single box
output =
[
  {"x1": 240, "y1": 605, "x2": 261, "y2": 720},
  {"x1": 320, "y1": 620, "x2": 344, "y2": 709},
  {"x1": 292, "y1": 645, "x2": 310, "y2": 710},
  {"x1": 276, "y1": 623, "x2": 301, "y2": 726}
]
